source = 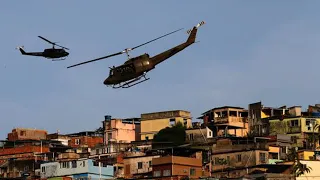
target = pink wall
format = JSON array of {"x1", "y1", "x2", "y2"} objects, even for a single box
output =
[{"x1": 105, "y1": 119, "x2": 136, "y2": 144}]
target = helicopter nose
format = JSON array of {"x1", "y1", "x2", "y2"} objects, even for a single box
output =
[
  {"x1": 103, "y1": 78, "x2": 111, "y2": 85},
  {"x1": 65, "y1": 52, "x2": 69, "y2": 56}
]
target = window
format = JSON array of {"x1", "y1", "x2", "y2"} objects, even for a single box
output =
[
  {"x1": 153, "y1": 170, "x2": 161, "y2": 177},
  {"x1": 237, "y1": 154, "x2": 241, "y2": 162},
  {"x1": 110, "y1": 69, "x2": 114, "y2": 76},
  {"x1": 108, "y1": 133, "x2": 112, "y2": 140},
  {"x1": 72, "y1": 161, "x2": 77, "y2": 168},
  {"x1": 208, "y1": 131, "x2": 212, "y2": 137},
  {"x1": 281, "y1": 146, "x2": 287, "y2": 154},
  {"x1": 83, "y1": 161, "x2": 85, "y2": 167},
  {"x1": 290, "y1": 120, "x2": 299, "y2": 127},
  {"x1": 189, "y1": 133, "x2": 194, "y2": 140},
  {"x1": 149, "y1": 160, "x2": 152, "y2": 167},
  {"x1": 163, "y1": 169, "x2": 171, "y2": 176},
  {"x1": 93, "y1": 160, "x2": 99, "y2": 166},
  {"x1": 62, "y1": 162, "x2": 69, "y2": 168},
  {"x1": 75, "y1": 139, "x2": 80, "y2": 145},
  {"x1": 20, "y1": 131, "x2": 26, "y2": 136},
  {"x1": 190, "y1": 168, "x2": 196, "y2": 176},
  {"x1": 226, "y1": 156, "x2": 230, "y2": 165},
  {"x1": 214, "y1": 157, "x2": 219, "y2": 165},
  {"x1": 138, "y1": 162, "x2": 143, "y2": 169},
  {"x1": 170, "y1": 118, "x2": 175, "y2": 126},
  {"x1": 41, "y1": 166, "x2": 45, "y2": 173},
  {"x1": 96, "y1": 149, "x2": 99, "y2": 155},
  {"x1": 259, "y1": 153, "x2": 266, "y2": 163},
  {"x1": 146, "y1": 136, "x2": 149, "y2": 141}
]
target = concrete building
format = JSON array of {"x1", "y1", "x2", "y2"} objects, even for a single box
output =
[
  {"x1": 7, "y1": 128, "x2": 47, "y2": 141},
  {"x1": 123, "y1": 154, "x2": 161, "y2": 179},
  {"x1": 0, "y1": 144, "x2": 50, "y2": 178},
  {"x1": 140, "y1": 110, "x2": 192, "y2": 140},
  {"x1": 185, "y1": 127, "x2": 214, "y2": 144},
  {"x1": 211, "y1": 138, "x2": 269, "y2": 178},
  {"x1": 199, "y1": 106, "x2": 249, "y2": 137},
  {"x1": 268, "y1": 116, "x2": 320, "y2": 148},
  {"x1": 66, "y1": 131, "x2": 103, "y2": 149},
  {"x1": 152, "y1": 156, "x2": 209, "y2": 179},
  {"x1": 102, "y1": 115, "x2": 141, "y2": 145},
  {"x1": 40, "y1": 158, "x2": 114, "y2": 179},
  {"x1": 47, "y1": 133, "x2": 71, "y2": 146}
]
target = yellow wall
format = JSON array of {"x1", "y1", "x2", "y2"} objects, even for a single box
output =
[
  {"x1": 269, "y1": 146, "x2": 280, "y2": 153},
  {"x1": 141, "y1": 119, "x2": 170, "y2": 140},
  {"x1": 261, "y1": 111, "x2": 270, "y2": 118},
  {"x1": 140, "y1": 110, "x2": 192, "y2": 140},
  {"x1": 140, "y1": 117, "x2": 192, "y2": 140},
  {"x1": 298, "y1": 151, "x2": 314, "y2": 160}
]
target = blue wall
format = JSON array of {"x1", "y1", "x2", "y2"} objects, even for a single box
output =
[{"x1": 87, "y1": 159, "x2": 114, "y2": 177}]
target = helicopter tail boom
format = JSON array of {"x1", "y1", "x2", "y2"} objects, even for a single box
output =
[
  {"x1": 16, "y1": 46, "x2": 43, "y2": 56},
  {"x1": 150, "y1": 21, "x2": 205, "y2": 66}
]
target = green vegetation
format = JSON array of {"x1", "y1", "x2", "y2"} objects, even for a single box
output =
[
  {"x1": 152, "y1": 122, "x2": 186, "y2": 148},
  {"x1": 287, "y1": 147, "x2": 312, "y2": 178}
]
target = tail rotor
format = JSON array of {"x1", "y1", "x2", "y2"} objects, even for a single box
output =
[{"x1": 187, "y1": 21, "x2": 205, "y2": 34}]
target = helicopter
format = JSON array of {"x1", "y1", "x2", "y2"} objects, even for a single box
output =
[
  {"x1": 67, "y1": 21, "x2": 205, "y2": 88},
  {"x1": 16, "y1": 36, "x2": 69, "y2": 61}
]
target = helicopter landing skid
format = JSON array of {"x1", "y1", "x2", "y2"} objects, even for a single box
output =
[
  {"x1": 52, "y1": 58, "x2": 66, "y2": 61},
  {"x1": 112, "y1": 74, "x2": 150, "y2": 89}
]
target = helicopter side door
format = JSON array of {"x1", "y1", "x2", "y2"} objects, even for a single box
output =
[{"x1": 115, "y1": 63, "x2": 136, "y2": 76}]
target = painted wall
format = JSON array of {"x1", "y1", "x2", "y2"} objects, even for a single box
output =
[
  {"x1": 211, "y1": 150, "x2": 268, "y2": 171},
  {"x1": 298, "y1": 151, "x2": 314, "y2": 160},
  {"x1": 107, "y1": 119, "x2": 136, "y2": 143},
  {"x1": 297, "y1": 160, "x2": 320, "y2": 180},
  {"x1": 140, "y1": 110, "x2": 192, "y2": 140},
  {"x1": 40, "y1": 159, "x2": 113, "y2": 178},
  {"x1": 141, "y1": 118, "x2": 192, "y2": 140},
  {"x1": 124, "y1": 155, "x2": 160, "y2": 177}
]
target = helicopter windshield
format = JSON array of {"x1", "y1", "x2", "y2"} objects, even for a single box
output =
[{"x1": 109, "y1": 69, "x2": 114, "y2": 76}]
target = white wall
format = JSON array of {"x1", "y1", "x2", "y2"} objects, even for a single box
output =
[{"x1": 41, "y1": 159, "x2": 88, "y2": 178}]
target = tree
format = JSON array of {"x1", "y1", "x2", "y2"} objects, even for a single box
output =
[
  {"x1": 288, "y1": 147, "x2": 312, "y2": 179},
  {"x1": 152, "y1": 122, "x2": 186, "y2": 149}
]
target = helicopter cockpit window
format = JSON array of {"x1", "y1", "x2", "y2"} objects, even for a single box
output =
[{"x1": 110, "y1": 69, "x2": 114, "y2": 76}]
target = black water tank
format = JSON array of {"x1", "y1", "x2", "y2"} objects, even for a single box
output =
[{"x1": 105, "y1": 115, "x2": 112, "y2": 121}]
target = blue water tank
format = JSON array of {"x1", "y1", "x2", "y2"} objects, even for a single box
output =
[{"x1": 312, "y1": 112, "x2": 320, "y2": 117}]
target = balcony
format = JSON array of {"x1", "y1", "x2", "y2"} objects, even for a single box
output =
[
  {"x1": 288, "y1": 126, "x2": 301, "y2": 134},
  {"x1": 214, "y1": 116, "x2": 246, "y2": 124}
]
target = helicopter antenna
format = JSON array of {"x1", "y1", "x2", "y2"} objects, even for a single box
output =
[{"x1": 67, "y1": 28, "x2": 184, "y2": 68}]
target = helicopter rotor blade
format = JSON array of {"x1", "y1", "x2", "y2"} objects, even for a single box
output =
[
  {"x1": 130, "y1": 28, "x2": 184, "y2": 51},
  {"x1": 38, "y1": 36, "x2": 69, "y2": 50},
  {"x1": 55, "y1": 44, "x2": 69, "y2": 50},
  {"x1": 67, "y1": 52, "x2": 123, "y2": 68},
  {"x1": 38, "y1": 36, "x2": 55, "y2": 44},
  {"x1": 67, "y1": 27, "x2": 183, "y2": 69}
]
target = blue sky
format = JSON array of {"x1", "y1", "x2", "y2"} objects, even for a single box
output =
[{"x1": 1, "y1": 1, "x2": 320, "y2": 139}]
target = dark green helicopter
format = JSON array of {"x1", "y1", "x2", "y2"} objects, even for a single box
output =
[
  {"x1": 16, "y1": 36, "x2": 69, "y2": 61},
  {"x1": 67, "y1": 21, "x2": 205, "y2": 88}
]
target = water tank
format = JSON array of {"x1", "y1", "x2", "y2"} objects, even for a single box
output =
[
  {"x1": 104, "y1": 115, "x2": 112, "y2": 121},
  {"x1": 312, "y1": 112, "x2": 320, "y2": 117}
]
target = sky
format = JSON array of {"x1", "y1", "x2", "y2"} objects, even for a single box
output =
[{"x1": 1, "y1": 1, "x2": 320, "y2": 139}]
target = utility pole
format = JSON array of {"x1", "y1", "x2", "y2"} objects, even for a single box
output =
[{"x1": 99, "y1": 155, "x2": 102, "y2": 180}]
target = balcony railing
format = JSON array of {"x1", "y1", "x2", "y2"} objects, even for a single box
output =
[{"x1": 214, "y1": 116, "x2": 247, "y2": 124}]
